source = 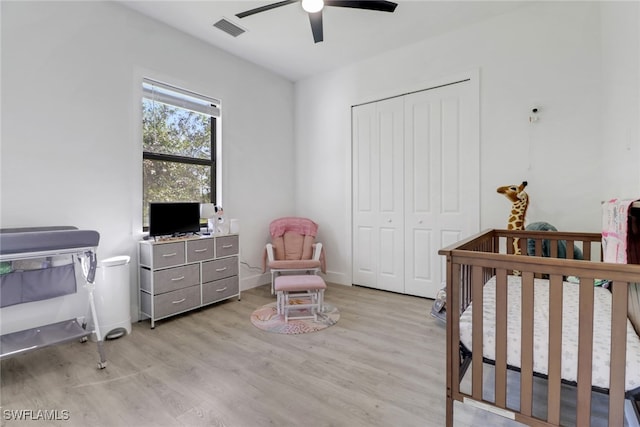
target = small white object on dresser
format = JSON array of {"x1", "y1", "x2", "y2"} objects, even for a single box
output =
[{"x1": 138, "y1": 234, "x2": 240, "y2": 328}]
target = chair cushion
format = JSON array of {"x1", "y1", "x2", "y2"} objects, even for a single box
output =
[
  {"x1": 272, "y1": 231, "x2": 316, "y2": 261},
  {"x1": 284, "y1": 231, "x2": 304, "y2": 260},
  {"x1": 268, "y1": 259, "x2": 321, "y2": 270},
  {"x1": 301, "y1": 235, "x2": 314, "y2": 260},
  {"x1": 270, "y1": 217, "x2": 318, "y2": 238},
  {"x1": 274, "y1": 275, "x2": 326, "y2": 291}
]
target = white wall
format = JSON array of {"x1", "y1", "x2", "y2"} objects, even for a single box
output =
[
  {"x1": 295, "y1": 1, "x2": 639, "y2": 286},
  {"x1": 600, "y1": 1, "x2": 640, "y2": 198},
  {"x1": 2, "y1": 1, "x2": 638, "y2": 299},
  {"x1": 1, "y1": 1, "x2": 296, "y2": 318}
]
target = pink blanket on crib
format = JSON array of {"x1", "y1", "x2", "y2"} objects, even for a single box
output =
[{"x1": 602, "y1": 198, "x2": 638, "y2": 263}]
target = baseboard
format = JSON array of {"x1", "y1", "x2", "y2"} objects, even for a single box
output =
[
  {"x1": 240, "y1": 272, "x2": 270, "y2": 291},
  {"x1": 323, "y1": 271, "x2": 349, "y2": 286}
]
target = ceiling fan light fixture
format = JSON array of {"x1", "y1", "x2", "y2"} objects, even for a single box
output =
[{"x1": 301, "y1": 0, "x2": 324, "y2": 13}]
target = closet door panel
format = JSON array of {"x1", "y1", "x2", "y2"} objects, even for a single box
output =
[
  {"x1": 438, "y1": 88, "x2": 478, "y2": 232},
  {"x1": 437, "y1": 86, "x2": 480, "y2": 294},
  {"x1": 352, "y1": 98, "x2": 404, "y2": 292},
  {"x1": 354, "y1": 225, "x2": 375, "y2": 283},
  {"x1": 441, "y1": 96, "x2": 461, "y2": 213},
  {"x1": 405, "y1": 81, "x2": 479, "y2": 298},
  {"x1": 411, "y1": 228, "x2": 432, "y2": 285},
  {"x1": 407, "y1": 99, "x2": 432, "y2": 212},
  {"x1": 352, "y1": 103, "x2": 378, "y2": 286},
  {"x1": 375, "y1": 98, "x2": 404, "y2": 292},
  {"x1": 404, "y1": 91, "x2": 439, "y2": 297}
]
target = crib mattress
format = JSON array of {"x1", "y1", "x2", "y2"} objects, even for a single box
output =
[{"x1": 459, "y1": 275, "x2": 640, "y2": 392}]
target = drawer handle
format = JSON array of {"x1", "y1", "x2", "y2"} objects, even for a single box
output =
[
  {"x1": 172, "y1": 298, "x2": 186, "y2": 304},
  {"x1": 171, "y1": 276, "x2": 185, "y2": 281},
  {"x1": 216, "y1": 267, "x2": 227, "y2": 272},
  {"x1": 162, "y1": 253, "x2": 177, "y2": 258},
  {"x1": 222, "y1": 244, "x2": 233, "y2": 249},
  {"x1": 194, "y1": 248, "x2": 208, "y2": 253},
  {"x1": 216, "y1": 287, "x2": 228, "y2": 292}
]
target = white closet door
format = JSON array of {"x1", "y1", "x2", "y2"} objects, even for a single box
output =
[
  {"x1": 404, "y1": 81, "x2": 479, "y2": 298},
  {"x1": 352, "y1": 97, "x2": 405, "y2": 293},
  {"x1": 353, "y1": 78, "x2": 479, "y2": 297},
  {"x1": 352, "y1": 103, "x2": 378, "y2": 287}
]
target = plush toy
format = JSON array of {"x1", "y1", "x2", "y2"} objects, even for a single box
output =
[
  {"x1": 215, "y1": 205, "x2": 229, "y2": 234},
  {"x1": 496, "y1": 181, "x2": 529, "y2": 268}
]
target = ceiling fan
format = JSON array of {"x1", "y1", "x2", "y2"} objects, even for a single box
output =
[{"x1": 236, "y1": 0, "x2": 398, "y2": 44}]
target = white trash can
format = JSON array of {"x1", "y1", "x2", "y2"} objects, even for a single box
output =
[{"x1": 90, "y1": 255, "x2": 132, "y2": 341}]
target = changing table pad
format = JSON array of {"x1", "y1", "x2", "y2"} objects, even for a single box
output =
[
  {"x1": 459, "y1": 275, "x2": 640, "y2": 391},
  {"x1": 0, "y1": 226, "x2": 99, "y2": 257}
]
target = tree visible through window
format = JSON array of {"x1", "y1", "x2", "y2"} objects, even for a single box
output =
[{"x1": 141, "y1": 79, "x2": 220, "y2": 229}]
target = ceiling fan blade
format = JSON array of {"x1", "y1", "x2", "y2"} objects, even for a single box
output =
[
  {"x1": 309, "y1": 11, "x2": 323, "y2": 43},
  {"x1": 236, "y1": 0, "x2": 299, "y2": 19},
  {"x1": 324, "y1": 0, "x2": 397, "y2": 13}
]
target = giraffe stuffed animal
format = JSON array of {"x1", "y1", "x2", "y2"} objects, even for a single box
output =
[{"x1": 497, "y1": 181, "x2": 529, "y2": 274}]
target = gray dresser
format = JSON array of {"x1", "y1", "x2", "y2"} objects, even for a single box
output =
[{"x1": 139, "y1": 234, "x2": 239, "y2": 328}]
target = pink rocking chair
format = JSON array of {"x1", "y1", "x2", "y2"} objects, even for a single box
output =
[{"x1": 264, "y1": 217, "x2": 325, "y2": 294}]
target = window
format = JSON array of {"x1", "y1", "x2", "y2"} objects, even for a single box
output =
[{"x1": 141, "y1": 79, "x2": 220, "y2": 229}]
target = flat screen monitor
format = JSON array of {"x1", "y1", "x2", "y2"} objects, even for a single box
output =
[{"x1": 149, "y1": 202, "x2": 201, "y2": 237}]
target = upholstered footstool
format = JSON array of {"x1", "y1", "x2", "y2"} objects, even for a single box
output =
[{"x1": 274, "y1": 275, "x2": 326, "y2": 322}]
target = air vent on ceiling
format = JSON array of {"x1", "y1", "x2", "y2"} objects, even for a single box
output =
[{"x1": 213, "y1": 18, "x2": 246, "y2": 38}]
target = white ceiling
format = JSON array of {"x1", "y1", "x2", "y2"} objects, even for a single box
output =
[{"x1": 119, "y1": 0, "x2": 531, "y2": 81}]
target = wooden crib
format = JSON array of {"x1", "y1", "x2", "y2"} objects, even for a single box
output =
[{"x1": 439, "y1": 228, "x2": 640, "y2": 426}]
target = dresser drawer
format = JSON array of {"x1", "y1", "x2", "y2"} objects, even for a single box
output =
[
  {"x1": 202, "y1": 256, "x2": 238, "y2": 283},
  {"x1": 152, "y1": 285, "x2": 200, "y2": 319},
  {"x1": 151, "y1": 242, "x2": 185, "y2": 268},
  {"x1": 202, "y1": 276, "x2": 239, "y2": 305},
  {"x1": 216, "y1": 235, "x2": 239, "y2": 258},
  {"x1": 187, "y1": 239, "x2": 215, "y2": 263},
  {"x1": 152, "y1": 264, "x2": 200, "y2": 294}
]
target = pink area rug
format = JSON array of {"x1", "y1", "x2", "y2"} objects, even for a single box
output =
[{"x1": 250, "y1": 301, "x2": 339, "y2": 334}]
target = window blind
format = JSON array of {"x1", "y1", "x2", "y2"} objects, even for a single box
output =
[{"x1": 142, "y1": 78, "x2": 220, "y2": 118}]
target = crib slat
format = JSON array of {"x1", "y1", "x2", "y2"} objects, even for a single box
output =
[
  {"x1": 535, "y1": 239, "x2": 543, "y2": 256},
  {"x1": 471, "y1": 265, "x2": 484, "y2": 400},
  {"x1": 576, "y1": 278, "x2": 594, "y2": 427},
  {"x1": 566, "y1": 240, "x2": 575, "y2": 259},
  {"x1": 518, "y1": 237, "x2": 526, "y2": 256},
  {"x1": 520, "y1": 272, "x2": 535, "y2": 416},
  {"x1": 547, "y1": 274, "x2": 564, "y2": 425},
  {"x1": 462, "y1": 265, "x2": 470, "y2": 312},
  {"x1": 550, "y1": 239, "x2": 558, "y2": 258},
  {"x1": 533, "y1": 239, "x2": 544, "y2": 279},
  {"x1": 583, "y1": 242, "x2": 592, "y2": 261},
  {"x1": 609, "y1": 280, "x2": 628, "y2": 427},
  {"x1": 494, "y1": 269, "x2": 508, "y2": 408},
  {"x1": 507, "y1": 237, "x2": 515, "y2": 255},
  {"x1": 450, "y1": 264, "x2": 461, "y2": 398},
  {"x1": 446, "y1": 262, "x2": 460, "y2": 427}
]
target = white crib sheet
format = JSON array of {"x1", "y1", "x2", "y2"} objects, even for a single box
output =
[{"x1": 459, "y1": 275, "x2": 640, "y2": 392}]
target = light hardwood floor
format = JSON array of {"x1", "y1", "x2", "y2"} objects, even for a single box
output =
[
  {"x1": 1, "y1": 283, "x2": 449, "y2": 427},
  {"x1": 0, "y1": 283, "x2": 626, "y2": 427}
]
